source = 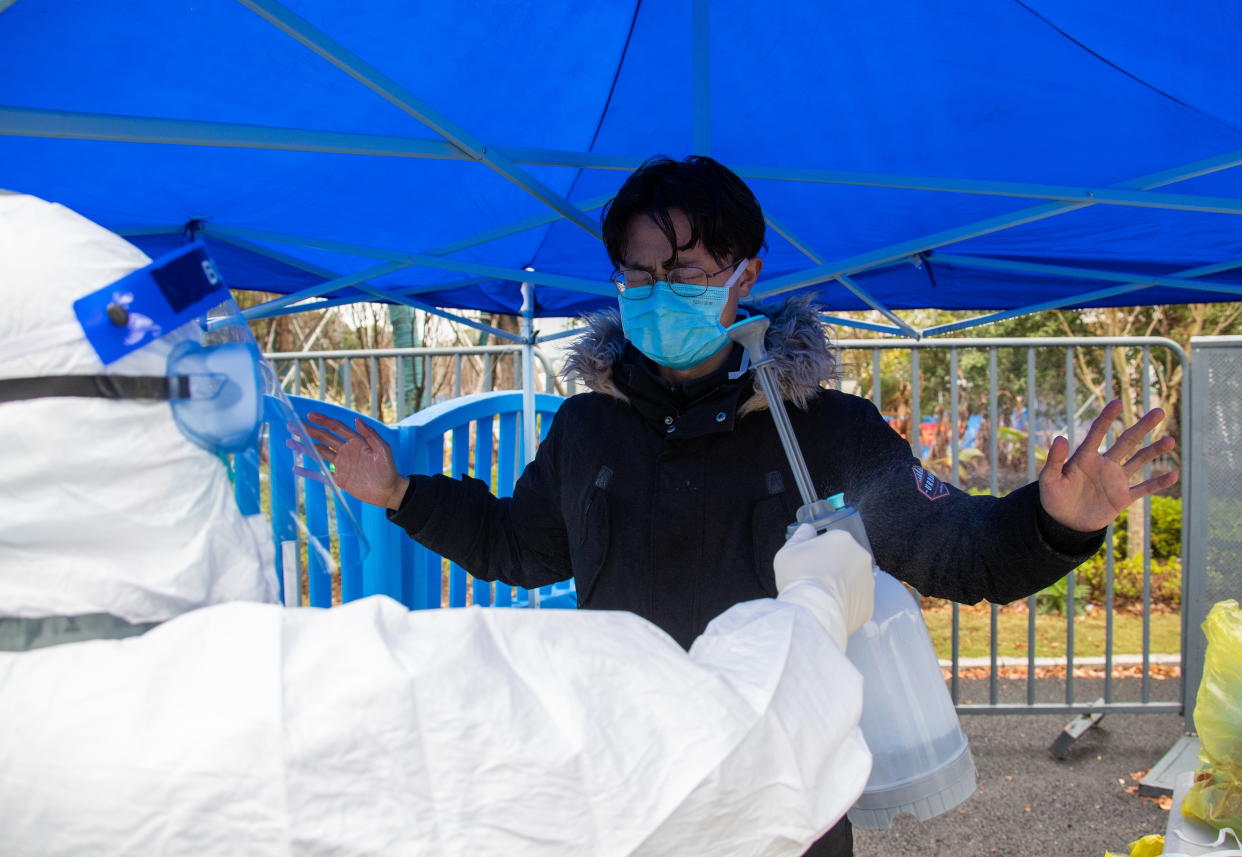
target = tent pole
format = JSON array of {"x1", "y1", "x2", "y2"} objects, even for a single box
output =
[
  {"x1": 236, "y1": 0, "x2": 603, "y2": 241},
  {"x1": 930, "y1": 253, "x2": 1242, "y2": 298},
  {"x1": 208, "y1": 230, "x2": 497, "y2": 299},
  {"x1": 835, "y1": 274, "x2": 919, "y2": 338},
  {"x1": 206, "y1": 222, "x2": 614, "y2": 298},
  {"x1": 112, "y1": 224, "x2": 185, "y2": 237},
  {"x1": 223, "y1": 280, "x2": 497, "y2": 321},
  {"x1": 520, "y1": 278, "x2": 537, "y2": 467},
  {"x1": 520, "y1": 277, "x2": 540, "y2": 609},
  {"x1": 349, "y1": 285, "x2": 525, "y2": 345},
  {"x1": 205, "y1": 189, "x2": 609, "y2": 265},
  {"x1": 536, "y1": 327, "x2": 587, "y2": 345},
  {"x1": 238, "y1": 261, "x2": 411, "y2": 320},
  {"x1": 755, "y1": 146, "x2": 1242, "y2": 301},
  {"x1": 11, "y1": 107, "x2": 1239, "y2": 214},
  {"x1": 422, "y1": 193, "x2": 612, "y2": 256},
  {"x1": 692, "y1": 0, "x2": 711, "y2": 155},
  {"x1": 821, "y1": 315, "x2": 907, "y2": 336},
  {"x1": 765, "y1": 211, "x2": 915, "y2": 334},
  {"x1": 733, "y1": 159, "x2": 1242, "y2": 214},
  {"x1": 764, "y1": 212, "x2": 917, "y2": 336},
  {"x1": 919, "y1": 257, "x2": 1242, "y2": 337}
]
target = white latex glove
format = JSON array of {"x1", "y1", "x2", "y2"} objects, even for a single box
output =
[{"x1": 774, "y1": 524, "x2": 875, "y2": 649}]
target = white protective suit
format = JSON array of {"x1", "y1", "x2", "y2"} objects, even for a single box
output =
[
  {"x1": 0, "y1": 191, "x2": 277, "y2": 622},
  {"x1": 0, "y1": 192, "x2": 872, "y2": 857}
]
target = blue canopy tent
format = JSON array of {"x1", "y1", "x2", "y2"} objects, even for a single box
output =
[
  {"x1": 5, "y1": 1, "x2": 1241, "y2": 787},
  {"x1": 2, "y1": 0, "x2": 1241, "y2": 342}
]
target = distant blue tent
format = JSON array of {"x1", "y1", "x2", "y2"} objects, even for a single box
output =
[{"x1": 2, "y1": 0, "x2": 1240, "y2": 339}]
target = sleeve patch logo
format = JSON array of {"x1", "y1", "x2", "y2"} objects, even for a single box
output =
[{"x1": 913, "y1": 466, "x2": 950, "y2": 501}]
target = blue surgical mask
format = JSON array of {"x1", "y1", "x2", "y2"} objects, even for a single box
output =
[{"x1": 619, "y1": 260, "x2": 749, "y2": 369}]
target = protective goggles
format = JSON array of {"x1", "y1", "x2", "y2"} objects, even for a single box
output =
[
  {"x1": 0, "y1": 242, "x2": 264, "y2": 454},
  {"x1": 0, "y1": 241, "x2": 368, "y2": 572}
]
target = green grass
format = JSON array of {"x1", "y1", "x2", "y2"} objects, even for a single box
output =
[{"x1": 922, "y1": 606, "x2": 1180, "y2": 660}]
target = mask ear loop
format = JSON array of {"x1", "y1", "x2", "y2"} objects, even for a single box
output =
[
  {"x1": 723, "y1": 259, "x2": 750, "y2": 289},
  {"x1": 723, "y1": 260, "x2": 754, "y2": 380}
]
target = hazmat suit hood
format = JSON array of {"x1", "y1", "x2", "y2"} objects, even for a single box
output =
[{"x1": 0, "y1": 191, "x2": 277, "y2": 623}]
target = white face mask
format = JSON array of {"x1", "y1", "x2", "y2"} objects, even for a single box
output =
[{"x1": 618, "y1": 260, "x2": 749, "y2": 369}]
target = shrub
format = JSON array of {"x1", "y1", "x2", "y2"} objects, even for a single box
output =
[
  {"x1": 1036, "y1": 575, "x2": 1090, "y2": 616},
  {"x1": 1111, "y1": 496, "x2": 1182, "y2": 560},
  {"x1": 1075, "y1": 554, "x2": 1181, "y2": 609}
]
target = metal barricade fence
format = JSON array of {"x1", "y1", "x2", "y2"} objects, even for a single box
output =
[
  {"x1": 263, "y1": 345, "x2": 561, "y2": 423},
  {"x1": 267, "y1": 336, "x2": 1188, "y2": 718},
  {"x1": 1184, "y1": 336, "x2": 1242, "y2": 723},
  {"x1": 832, "y1": 336, "x2": 1187, "y2": 716}
]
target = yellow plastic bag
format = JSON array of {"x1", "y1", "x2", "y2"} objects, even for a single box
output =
[
  {"x1": 1128, "y1": 834, "x2": 1165, "y2": 856},
  {"x1": 1184, "y1": 599, "x2": 1242, "y2": 832},
  {"x1": 1103, "y1": 834, "x2": 1165, "y2": 857}
]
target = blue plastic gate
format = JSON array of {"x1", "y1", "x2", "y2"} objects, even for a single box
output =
[{"x1": 237, "y1": 390, "x2": 577, "y2": 610}]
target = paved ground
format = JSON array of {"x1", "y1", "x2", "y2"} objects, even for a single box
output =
[{"x1": 854, "y1": 676, "x2": 1185, "y2": 857}]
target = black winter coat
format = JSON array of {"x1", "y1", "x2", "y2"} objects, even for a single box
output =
[
  {"x1": 390, "y1": 299, "x2": 1104, "y2": 857},
  {"x1": 390, "y1": 299, "x2": 1104, "y2": 650}
]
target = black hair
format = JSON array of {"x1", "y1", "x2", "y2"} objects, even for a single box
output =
[{"x1": 600, "y1": 155, "x2": 766, "y2": 270}]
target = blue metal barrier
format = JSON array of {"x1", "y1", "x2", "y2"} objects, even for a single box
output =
[{"x1": 241, "y1": 390, "x2": 576, "y2": 610}]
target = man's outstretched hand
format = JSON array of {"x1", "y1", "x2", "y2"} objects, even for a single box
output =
[
  {"x1": 1038, "y1": 399, "x2": 1179, "y2": 533},
  {"x1": 303, "y1": 413, "x2": 410, "y2": 510}
]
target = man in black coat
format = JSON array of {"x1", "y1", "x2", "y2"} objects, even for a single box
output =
[{"x1": 306, "y1": 156, "x2": 1178, "y2": 857}]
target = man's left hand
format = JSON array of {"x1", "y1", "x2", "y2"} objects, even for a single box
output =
[{"x1": 1038, "y1": 399, "x2": 1179, "y2": 533}]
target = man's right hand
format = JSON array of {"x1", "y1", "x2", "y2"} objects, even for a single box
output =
[{"x1": 303, "y1": 413, "x2": 410, "y2": 510}]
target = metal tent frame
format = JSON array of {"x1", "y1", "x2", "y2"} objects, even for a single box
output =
[
  {"x1": 4, "y1": 0, "x2": 1242, "y2": 483},
  {"x1": 4, "y1": 0, "x2": 1242, "y2": 344}
]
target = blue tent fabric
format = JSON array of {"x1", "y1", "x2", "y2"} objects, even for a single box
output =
[{"x1": 2, "y1": 0, "x2": 1240, "y2": 324}]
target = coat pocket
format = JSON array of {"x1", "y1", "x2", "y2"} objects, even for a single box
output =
[{"x1": 571, "y1": 466, "x2": 613, "y2": 607}]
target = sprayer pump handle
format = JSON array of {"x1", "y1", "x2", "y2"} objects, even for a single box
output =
[{"x1": 725, "y1": 316, "x2": 771, "y2": 360}]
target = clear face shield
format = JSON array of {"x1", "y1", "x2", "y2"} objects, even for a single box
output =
[{"x1": 0, "y1": 241, "x2": 367, "y2": 601}]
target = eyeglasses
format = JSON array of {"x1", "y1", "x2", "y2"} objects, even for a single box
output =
[{"x1": 612, "y1": 260, "x2": 742, "y2": 300}]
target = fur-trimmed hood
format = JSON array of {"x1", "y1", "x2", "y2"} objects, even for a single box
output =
[{"x1": 561, "y1": 294, "x2": 838, "y2": 417}]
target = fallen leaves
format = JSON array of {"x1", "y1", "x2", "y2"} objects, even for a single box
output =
[
  {"x1": 1131, "y1": 791, "x2": 1174, "y2": 811},
  {"x1": 942, "y1": 664, "x2": 1181, "y2": 681},
  {"x1": 1118, "y1": 770, "x2": 1174, "y2": 812}
]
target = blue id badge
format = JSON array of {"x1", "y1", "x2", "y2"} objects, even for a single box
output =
[{"x1": 74, "y1": 241, "x2": 230, "y2": 365}]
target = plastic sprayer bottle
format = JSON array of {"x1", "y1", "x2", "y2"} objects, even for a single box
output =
[
  {"x1": 810, "y1": 494, "x2": 977, "y2": 829},
  {"x1": 726, "y1": 316, "x2": 976, "y2": 829}
]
